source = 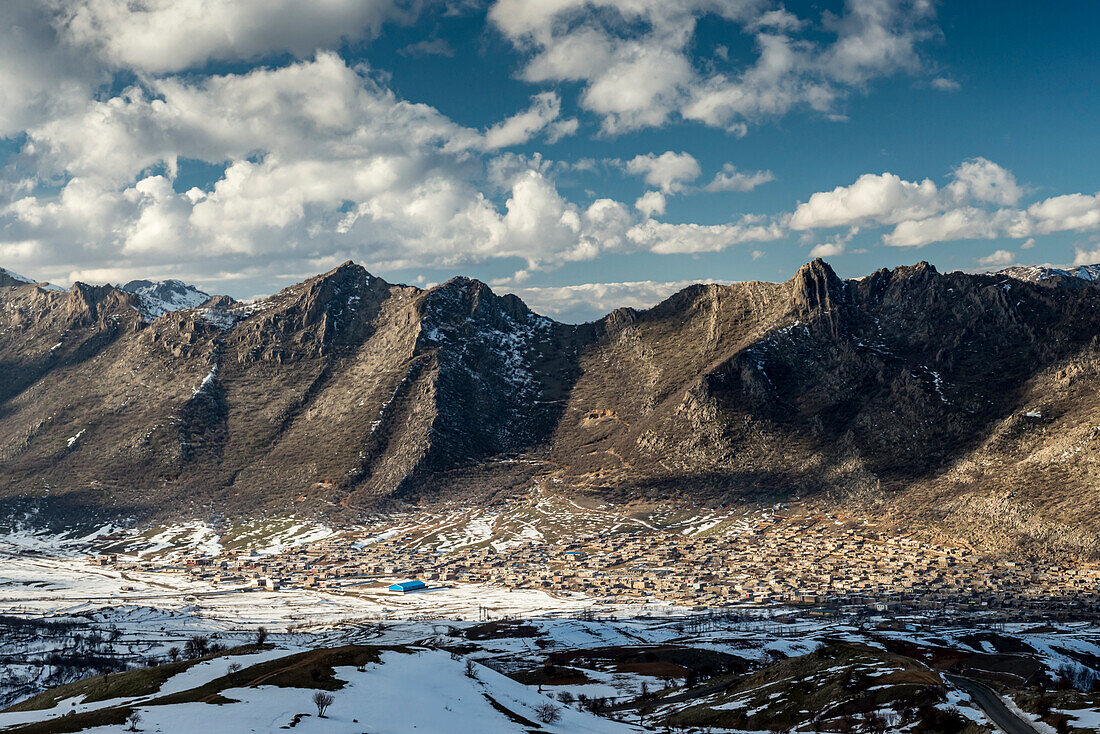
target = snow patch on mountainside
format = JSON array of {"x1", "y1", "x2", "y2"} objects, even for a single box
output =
[
  {"x1": 122, "y1": 278, "x2": 211, "y2": 320},
  {"x1": 0, "y1": 267, "x2": 34, "y2": 284},
  {"x1": 999, "y1": 263, "x2": 1100, "y2": 283}
]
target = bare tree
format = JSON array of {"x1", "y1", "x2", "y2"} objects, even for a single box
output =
[
  {"x1": 863, "y1": 711, "x2": 888, "y2": 734},
  {"x1": 255, "y1": 626, "x2": 268, "y2": 646},
  {"x1": 227, "y1": 662, "x2": 242, "y2": 674},
  {"x1": 126, "y1": 711, "x2": 142, "y2": 731},
  {"x1": 465, "y1": 659, "x2": 477, "y2": 678},
  {"x1": 534, "y1": 702, "x2": 562, "y2": 724},
  {"x1": 183, "y1": 635, "x2": 209, "y2": 659},
  {"x1": 312, "y1": 691, "x2": 335, "y2": 718}
]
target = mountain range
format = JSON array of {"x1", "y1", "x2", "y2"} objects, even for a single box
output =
[{"x1": 2, "y1": 260, "x2": 1100, "y2": 558}]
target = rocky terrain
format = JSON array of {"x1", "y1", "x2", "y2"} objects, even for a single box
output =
[{"x1": 2, "y1": 259, "x2": 1100, "y2": 557}]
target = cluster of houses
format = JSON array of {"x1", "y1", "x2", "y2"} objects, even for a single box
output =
[{"x1": 99, "y1": 504, "x2": 1100, "y2": 612}]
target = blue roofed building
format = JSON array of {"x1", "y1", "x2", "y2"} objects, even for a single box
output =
[{"x1": 388, "y1": 580, "x2": 426, "y2": 593}]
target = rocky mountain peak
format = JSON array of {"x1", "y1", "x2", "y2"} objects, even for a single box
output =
[
  {"x1": 424, "y1": 276, "x2": 544, "y2": 334},
  {"x1": 66, "y1": 282, "x2": 137, "y2": 324},
  {"x1": 892, "y1": 260, "x2": 939, "y2": 280},
  {"x1": 201, "y1": 294, "x2": 239, "y2": 309},
  {"x1": 790, "y1": 258, "x2": 846, "y2": 315}
]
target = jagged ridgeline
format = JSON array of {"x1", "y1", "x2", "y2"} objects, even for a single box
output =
[{"x1": 3, "y1": 260, "x2": 1100, "y2": 540}]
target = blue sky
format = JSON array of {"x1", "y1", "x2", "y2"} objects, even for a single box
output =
[{"x1": 1, "y1": 0, "x2": 1098, "y2": 322}]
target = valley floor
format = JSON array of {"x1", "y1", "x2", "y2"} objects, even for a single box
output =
[{"x1": 4, "y1": 499, "x2": 1100, "y2": 733}]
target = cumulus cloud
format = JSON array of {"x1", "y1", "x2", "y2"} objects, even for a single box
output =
[
  {"x1": 879, "y1": 187, "x2": 1100, "y2": 248},
  {"x1": 58, "y1": 0, "x2": 419, "y2": 73},
  {"x1": 1, "y1": 53, "x2": 660, "y2": 283},
  {"x1": 635, "y1": 190, "x2": 666, "y2": 217},
  {"x1": 790, "y1": 172, "x2": 940, "y2": 230},
  {"x1": 809, "y1": 229, "x2": 857, "y2": 258},
  {"x1": 884, "y1": 208, "x2": 1004, "y2": 248},
  {"x1": 810, "y1": 240, "x2": 845, "y2": 258},
  {"x1": 625, "y1": 151, "x2": 701, "y2": 193},
  {"x1": 705, "y1": 164, "x2": 775, "y2": 192},
  {"x1": 946, "y1": 157, "x2": 1022, "y2": 206},
  {"x1": 977, "y1": 249, "x2": 1014, "y2": 267},
  {"x1": 1074, "y1": 246, "x2": 1100, "y2": 267},
  {"x1": 0, "y1": 2, "x2": 105, "y2": 136},
  {"x1": 789, "y1": 158, "x2": 1046, "y2": 249},
  {"x1": 490, "y1": 0, "x2": 941, "y2": 133},
  {"x1": 1028, "y1": 193, "x2": 1100, "y2": 233}
]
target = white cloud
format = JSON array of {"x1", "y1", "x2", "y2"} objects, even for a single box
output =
[
  {"x1": 705, "y1": 163, "x2": 775, "y2": 192},
  {"x1": 626, "y1": 216, "x2": 785, "y2": 254},
  {"x1": 1028, "y1": 193, "x2": 1100, "y2": 233},
  {"x1": 883, "y1": 208, "x2": 1007, "y2": 248},
  {"x1": 1020, "y1": 237, "x2": 1036, "y2": 250},
  {"x1": 635, "y1": 190, "x2": 666, "y2": 217},
  {"x1": 1074, "y1": 246, "x2": 1100, "y2": 267},
  {"x1": 0, "y1": 2, "x2": 105, "y2": 136},
  {"x1": 877, "y1": 189, "x2": 1100, "y2": 248},
  {"x1": 810, "y1": 240, "x2": 845, "y2": 257},
  {"x1": 809, "y1": 228, "x2": 857, "y2": 258},
  {"x1": 545, "y1": 118, "x2": 580, "y2": 143},
  {"x1": 490, "y1": 0, "x2": 941, "y2": 133},
  {"x1": 977, "y1": 249, "x2": 1014, "y2": 267},
  {"x1": 625, "y1": 151, "x2": 701, "y2": 193},
  {"x1": 790, "y1": 172, "x2": 940, "y2": 230},
  {"x1": 3, "y1": 53, "x2": 657, "y2": 283},
  {"x1": 59, "y1": 0, "x2": 418, "y2": 73},
  {"x1": 482, "y1": 92, "x2": 565, "y2": 150},
  {"x1": 790, "y1": 159, "x2": 1042, "y2": 249},
  {"x1": 931, "y1": 77, "x2": 960, "y2": 91},
  {"x1": 820, "y1": 0, "x2": 935, "y2": 85},
  {"x1": 946, "y1": 158, "x2": 1022, "y2": 206}
]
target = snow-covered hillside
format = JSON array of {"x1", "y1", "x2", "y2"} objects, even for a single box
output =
[
  {"x1": 121, "y1": 278, "x2": 211, "y2": 319},
  {"x1": 0, "y1": 647, "x2": 642, "y2": 733}
]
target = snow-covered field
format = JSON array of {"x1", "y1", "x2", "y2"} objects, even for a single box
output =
[{"x1": 0, "y1": 648, "x2": 644, "y2": 734}]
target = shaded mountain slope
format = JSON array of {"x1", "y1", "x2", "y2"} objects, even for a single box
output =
[{"x1": 0, "y1": 263, "x2": 576, "y2": 519}]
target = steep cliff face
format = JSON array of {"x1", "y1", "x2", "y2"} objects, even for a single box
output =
[{"x1": 5, "y1": 259, "x2": 1100, "y2": 553}]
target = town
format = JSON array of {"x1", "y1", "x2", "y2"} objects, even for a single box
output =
[{"x1": 96, "y1": 498, "x2": 1100, "y2": 617}]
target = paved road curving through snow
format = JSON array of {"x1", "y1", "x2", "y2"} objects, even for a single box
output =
[{"x1": 945, "y1": 673, "x2": 1039, "y2": 734}]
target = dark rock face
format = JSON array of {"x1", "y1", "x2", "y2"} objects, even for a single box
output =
[{"x1": 4, "y1": 259, "x2": 1100, "y2": 552}]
